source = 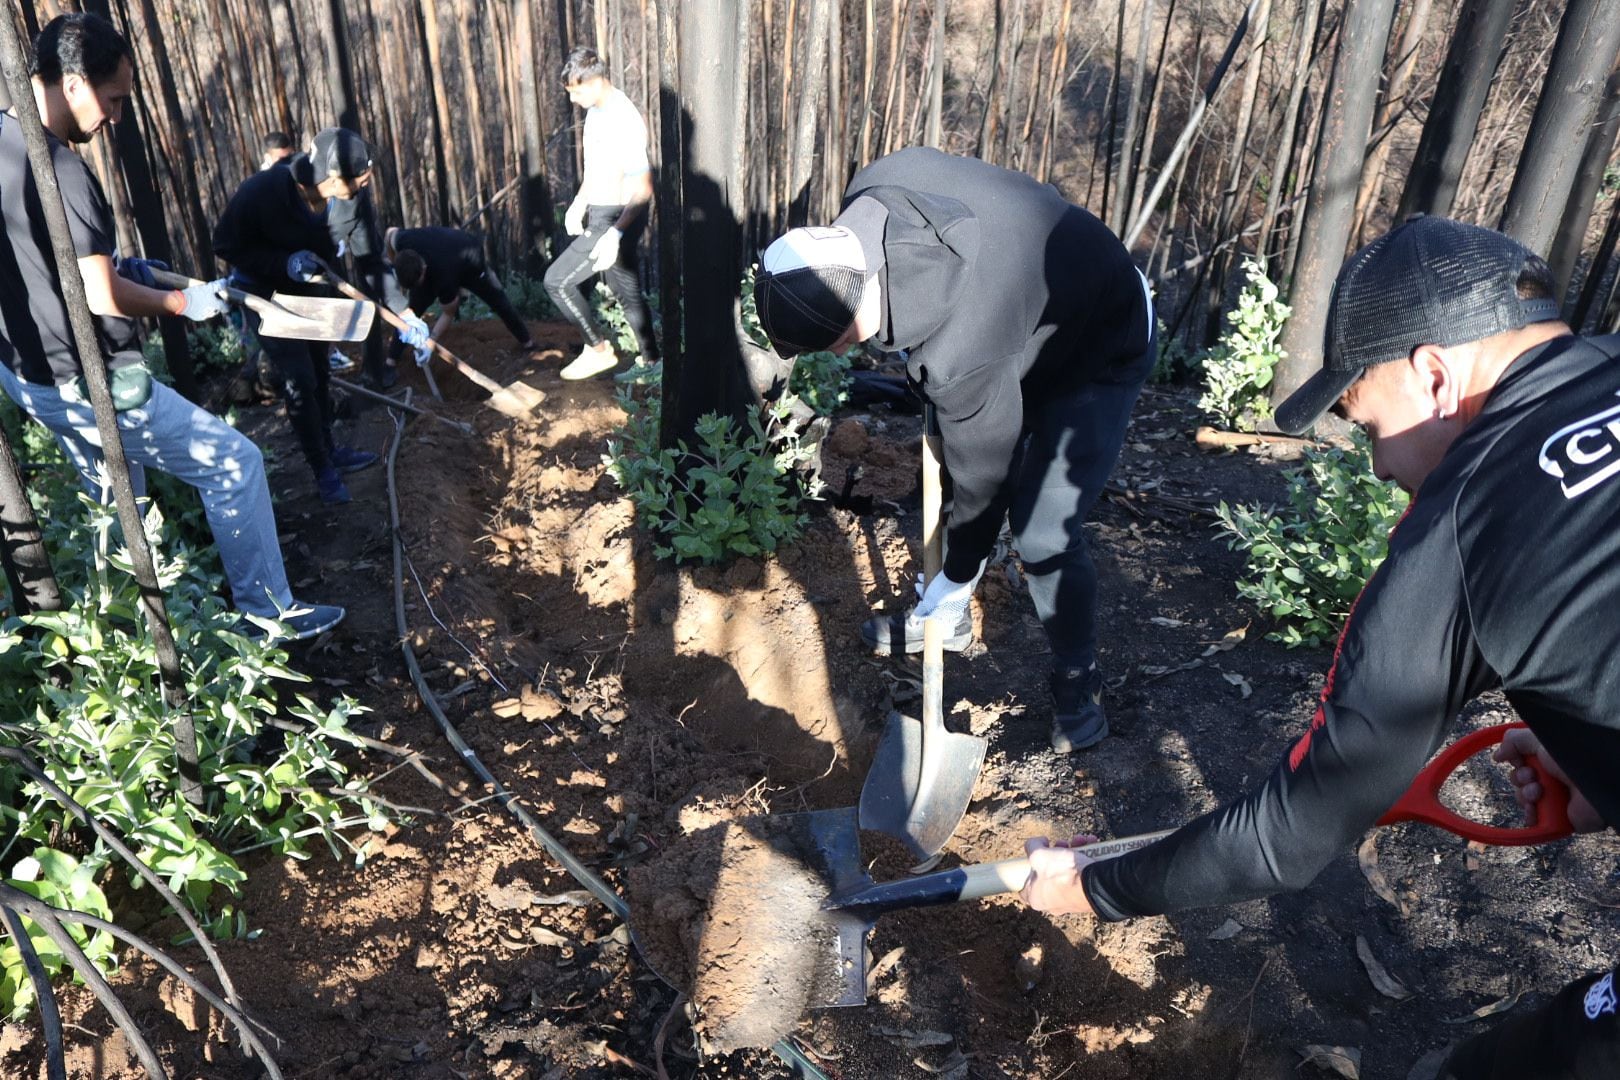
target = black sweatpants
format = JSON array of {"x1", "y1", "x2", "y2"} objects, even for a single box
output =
[
  {"x1": 1441, "y1": 967, "x2": 1620, "y2": 1079},
  {"x1": 542, "y1": 205, "x2": 659, "y2": 362},
  {"x1": 1000, "y1": 337, "x2": 1154, "y2": 672},
  {"x1": 245, "y1": 306, "x2": 334, "y2": 474}
]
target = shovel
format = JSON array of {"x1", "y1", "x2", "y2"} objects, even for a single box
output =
[
  {"x1": 778, "y1": 722, "x2": 1572, "y2": 1009},
  {"x1": 859, "y1": 403, "x2": 987, "y2": 861},
  {"x1": 314, "y1": 257, "x2": 544, "y2": 420},
  {"x1": 149, "y1": 268, "x2": 374, "y2": 342}
]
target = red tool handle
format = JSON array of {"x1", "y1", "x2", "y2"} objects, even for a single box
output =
[{"x1": 1375, "y1": 722, "x2": 1572, "y2": 845}]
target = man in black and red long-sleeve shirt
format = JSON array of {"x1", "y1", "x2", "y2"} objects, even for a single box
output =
[
  {"x1": 1023, "y1": 216, "x2": 1620, "y2": 1079},
  {"x1": 753, "y1": 148, "x2": 1156, "y2": 753}
]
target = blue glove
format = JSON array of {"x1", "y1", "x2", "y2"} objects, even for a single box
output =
[
  {"x1": 286, "y1": 250, "x2": 323, "y2": 282},
  {"x1": 398, "y1": 313, "x2": 431, "y2": 348},
  {"x1": 413, "y1": 342, "x2": 433, "y2": 368},
  {"x1": 116, "y1": 256, "x2": 169, "y2": 287}
]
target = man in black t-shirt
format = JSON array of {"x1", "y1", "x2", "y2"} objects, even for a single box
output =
[
  {"x1": 384, "y1": 226, "x2": 535, "y2": 356},
  {"x1": 753, "y1": 149, "x2": 1156, "y2": 752},
  {"x1": 1021, "y1": 217, "x2": 1620, "y2": 1079},
  {"x1": 214, "y1": 127, "x2": 430, "y2": 504},
  {"x1": 0, "y1": 13, "x2": 342, "y2": 640}
]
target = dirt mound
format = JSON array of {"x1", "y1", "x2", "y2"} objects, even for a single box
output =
[{"x1": 629, "y1": 817, "x2": 838, "y2": 1052}]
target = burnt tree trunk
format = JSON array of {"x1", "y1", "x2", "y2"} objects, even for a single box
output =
[
  {"x1": 515, "y1": 0, "x2": 555, "y2": 266},
  {"x1": 1273, "y1": 0, "x2": 1398, "y2": 407},
  {"x1": 1395, "y1": 0, "x2": 1514, "y2": 222},
  {"x1": 1548, "y1": 66, "x2": 1620, "y2": 301},
  {"x1": 1349, "y1": 0, "x2": 1433, "y2": 245},
  {"x1": 661, "y1": 0, "x2": 756, "y2": 449},
  {"x1": 324, "y1": 0, "x2": 362, "y2": 133},
  {"x1": 133, "y1": 0, "x2": 212, "y2": 274},
  {"x1": 787, "y1": 0, "x2": 831, "y2": 226},
  {"x1": 0, "y1": 427, "x2": 61, "y2": 616},
  {"x1": 1498, "y1": 0, "x2": 1620, "y2": 256}
]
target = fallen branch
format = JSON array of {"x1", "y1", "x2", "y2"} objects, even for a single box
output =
[
  {"x1": 1194, "y1": 426, "x2": 1320, "y2": 451},
  {"x1": 1103, "y1": 482, "x2": 1222, "y2": 520}
]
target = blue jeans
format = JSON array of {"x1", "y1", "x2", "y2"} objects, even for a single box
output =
[{"x1": 0, "y1": 364, "x2": 293, "y2": 617}]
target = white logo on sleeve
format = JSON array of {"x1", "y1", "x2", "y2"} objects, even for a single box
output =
[
  {"x1": 1539, "y1": 395, "x2": 1620, "y2": 499},
  {"x1": 1584, "y1": 972, "x2": 1617, "y2": 1020}
]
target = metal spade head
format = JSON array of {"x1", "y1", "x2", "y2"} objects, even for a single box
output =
[
  {"x1": 859, "y1": 704, "x2": 987, "y2": 862},
  {"x1": 257, "y1": 292, "x2": 376, "y2": 342}
]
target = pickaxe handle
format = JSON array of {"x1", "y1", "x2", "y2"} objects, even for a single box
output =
[{"x1": 313, "y1": 257, "x2": 508, "y2": 399}]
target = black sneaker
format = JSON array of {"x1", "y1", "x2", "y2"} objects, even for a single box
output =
[
  {"x1": 1050, "y1": 664, "x2": 1108, "y2": 752},
  {"x1": 860, "y1": 605, "x2": 973, "y2": 656},
  {"x1": 328, "y1": 445, "x2": 378, "y2": 473}
]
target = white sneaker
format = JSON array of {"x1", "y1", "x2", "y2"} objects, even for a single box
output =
[{"x1": 560, "y1": 344, "x2": 619, "y2": 381}]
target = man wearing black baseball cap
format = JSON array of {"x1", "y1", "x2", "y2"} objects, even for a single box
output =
[
  {"x1": 1022, "y1": 216, "x2": 1620, "y2": 1077},
  {"x1": 755, "y1": 147, "x2": 1155, "y2": 753},
  {"x1": 214, "y1": 126, "x2": 430, "y2": 504}
]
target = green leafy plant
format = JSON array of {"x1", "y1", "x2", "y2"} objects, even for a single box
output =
[
  {"x1": 0, "y1": 461, "x2": 392, "y2": 1017},
  {"x1": 1150, "y1": 317, "x2": 1198, "y2": 384},
  {"x1": 458, "y1": 270, "x2": 558, "y2": 323},
  {"x1": 604, "y1": 386, "x2": 821, "y2": 564},
  {"x1": 1198, "y1": 259, "x2": 1290, "y2": 430},
  {"x1": 142, "y1": 322, "x2": 247, "y2": 382},
  {"x1": 1216, "y1": 432, "x2": 1409, "y2": 647}
]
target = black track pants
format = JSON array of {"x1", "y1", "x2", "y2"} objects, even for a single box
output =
[{"x1": 542, "y1": 205, "x2": 659, "y2": 362}]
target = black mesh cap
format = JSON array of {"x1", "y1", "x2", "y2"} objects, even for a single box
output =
[
  {"x1": 1274, "y1": 216, "x2": 1562, "y2": 435},
  {"x1": 308, "y1": 127, "x2": 374, "y2": 180},
  {"x1": 754, "y1": 227, "x2": 870, "y2": 358}
]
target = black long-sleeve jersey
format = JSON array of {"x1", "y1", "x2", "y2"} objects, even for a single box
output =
[
  {"x1": 391, "y1": 226, "x2": 485, "y2": 313},
  {"x1": 213, "y1": 166, "x2": 407, "y2": 312},
  {"x1": 839, "y1": 148, "x2": 1152, "y2": 582},
  {"x1": 1086, "y1": 332, "x2": 1620, "y2": 920}
]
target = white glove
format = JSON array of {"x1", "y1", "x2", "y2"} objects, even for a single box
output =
[
  {"x1": 589, "y1": 227, "x2": 623, "y2": 272},
  {"x1": 398, "y1": 312, "x2": 431, "y2": 348},
  {"x1": 412, "y1": 342, "x2": 433, "y2": 368},
  {"x1": 913, "y1": 560, "x2": 985, "y2": 624},
  {"x1": 178, "y1": 279, "x2": 230, "y2": 322},
  {"x1": 564, "y1": 202, "x2": 586, "y2": 236}
]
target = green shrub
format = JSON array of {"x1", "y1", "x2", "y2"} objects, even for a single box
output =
[
  {"x1": 459, "y1": 270, "x2": 558, "y2": 323},
  {"x1": 1198, "y1": 259, "x2": 1290, "y2": 431},
  {"x1": 1150, "y1": 317, "x2": 1198, "y2": 384},
  {"x1": 0, "y1": 466, "x2": 392, "y2": 1018},
  {"x1": 604, "y1": 384, "x2": 821, "y2": 564},
  {"x1": 1216, "y1": 432, "x2": 1409, "y2": 647}
]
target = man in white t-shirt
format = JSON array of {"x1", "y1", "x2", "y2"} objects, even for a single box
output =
[{"x1": 543, "y1": 47, "x2": 660, "y2": 380}]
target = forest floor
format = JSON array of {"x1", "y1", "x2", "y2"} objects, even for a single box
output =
[{"x1": 5, "y1": 313, "x2": 1620, "y2": 1079}]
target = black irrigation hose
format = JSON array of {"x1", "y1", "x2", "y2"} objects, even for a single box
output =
[
  {"x1": 21, "y1": 899, "x2": 168, "y2": 1078},
  {"x1": 381, "y1": 405, "x2": 830, "y2": 1080},
  {"x1": 1, "y1": 902, "x2": 65, "y2": 1080},
  {"x1": 0, "y1": 886, "x2": 283, "y2": 1078}
]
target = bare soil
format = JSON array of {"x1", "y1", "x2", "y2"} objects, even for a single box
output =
[{"x1": 5, "y1": 314, "x2": 1619, "y2": 1079}]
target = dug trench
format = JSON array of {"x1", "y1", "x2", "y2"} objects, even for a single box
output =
[{"x1": 8, "y1": 315, "x2": 1620, "y2": 1078}]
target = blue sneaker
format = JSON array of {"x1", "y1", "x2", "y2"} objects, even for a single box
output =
[
  {"x1": 236, "y1": 602, "x2": 346, "y2": 642},
  {"x1": 329, "y1": 445, "x2": 378, "y2": 473},
  {"x1": 316, "y1": 466, "x2": 351, "y2": 504}
]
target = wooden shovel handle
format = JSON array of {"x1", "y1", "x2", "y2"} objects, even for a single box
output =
[{"x1": 313, "y1": 257, "x2": 507, "y2": 398}]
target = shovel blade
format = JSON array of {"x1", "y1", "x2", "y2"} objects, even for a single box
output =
[
  {"x1": 257, "y1": 293, "x2": 376, "y2": 342},
  {"x1": 767, "y1": 809, "x2": 879, "y2": 1009},
  {"x1": 858, "y1": 710, "x2": 987, "y2": 862}
]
